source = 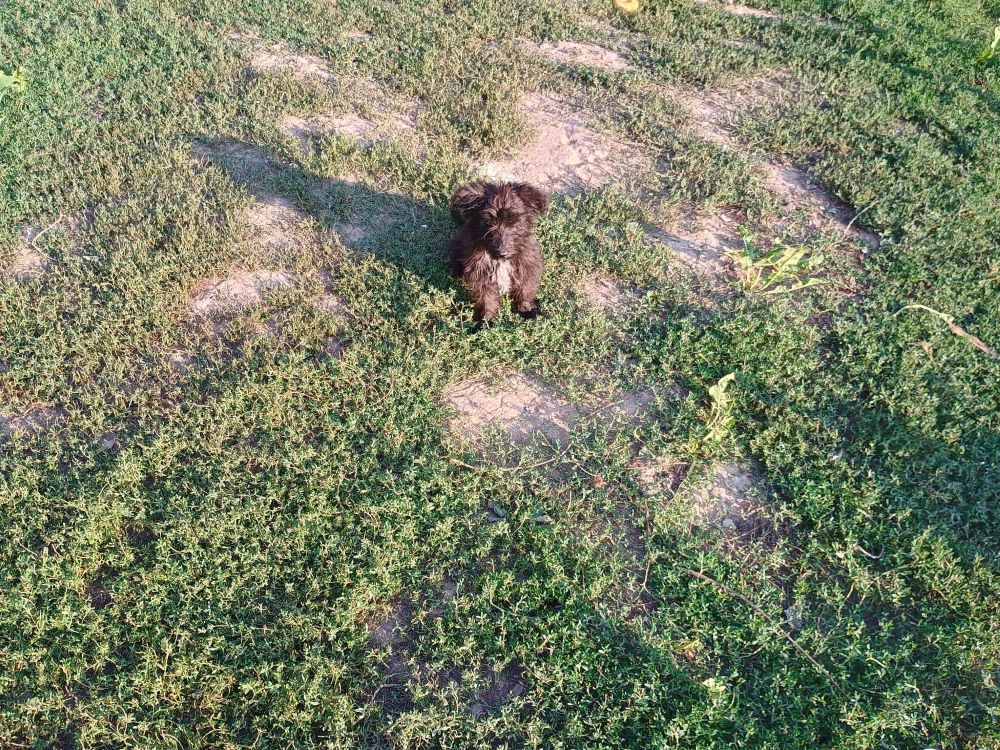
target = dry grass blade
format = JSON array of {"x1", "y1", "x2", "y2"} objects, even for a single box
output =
[
  {"x1": 897, "y1": 304, "x2": 999, "y2": 358},
  {"x1": 947, "y1": 321, "x2": 999, "y2": 357}
]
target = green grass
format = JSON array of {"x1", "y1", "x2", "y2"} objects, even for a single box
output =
[{"x1": 2, "y1": 0, "x2": 999, "y2": 748}]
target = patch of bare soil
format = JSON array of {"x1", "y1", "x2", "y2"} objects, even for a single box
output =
[
  {"x1": 477, "y1": 94, "x2": 652, "y2": 195},
  {"x1": 284, "y1": 113, "x2": 369, "y2": 148},
  {"x1": 687, "y1": 462, "x2": 772, "y2": 543},
  {"x1": 316, "y1": 293, "x2": 349, "y2": 315},
  {"x1": 0, "y1": 405, "x2": 66, "y2": 438},
  {"x1": 332, "y1": 216, "x2": 379, "y2": 248},
  {"x1": 6, "y1": 226, "x2": 49, "y2": 280},
  {"x1": 188, "y1": 270, "x2": 296, "y2": 318},
  {"x1": 227, "y1": 30, "x2": 334, "y2": 81},
  {"x1": 694, "y1": 0, "x2": 782, "y2": 19},
  {"x1": 524, "y1": 39, "x2": 633, "y2": 71},
  {"x1": 669, "y1": 86, "x2": 737, "y2": 149},
  {"x1": 327, "y1": 189, "x2": 424, "y2": 252},
  {"x1": 610, "y1": 514, "x2": 657, "y2": 619},
  {"x1": 186, "y1": 138, "x2": 354, "y2": 348},
  {"x1": 369, "y1": 600, "x2": 414, "y2": 650},
  {"x1": 604, "y1": 386, "x2": 658, "y2": 425},
  {"x1": 444, "y1": 372, "x2": 580, "y2": 448},
  {"x1": 647, "y1": 211, "x2": 744, "y2": 277},
  {"x1": 281, "y1": 106, "x2": 416, "y2": 151},
  {"x1": 200, "y1": 138, "x2": 421, "y2": 255},
  {"x1": 191, "y1": 139, "x2": 325, "y2": 250},
  {"x1": 762, "y1": 165, "x2": 881, "y2": 247},
  {"x1": 578, "y1": 274, "x2": 639, "y2": 315},
  {"x1": 85, "y1": 579, "x2": 112, "y2": 610},
  {"x1": 423, "y1": 578, "x2": 459, "y2": 622},
  {"x1": 167, "y1": 351, "x2": 194, "y2": 375},
  {"x1": 443, "y1": 372, "x2": 659, "y2": 450},
  {"x1": 332, "y1": 216, "x2": 378, "y2": 248},
  {"x1": 367, "y1": 598, "x2": 416, "y2": 713},
  {"x1": 277, "y1": 65, "x2": 420, "y2": 152},
  {"x1": 5, "y1": 215, "x2": 87, "y2": 280},
  {"x1": 726, "y1": 3, "x2": 781, "y2": 18},
  {"x1": 631, "y1": 456, "x2": 689, "y2": 498},
  {"x1": 245, "y1": 193, "x2": 312, "y2": 249},
  {"x1": 724, "y1": 37, "x2": 765, "y2": 51},
  {"x1": 468, "y1": 663, "x2": 528, "y2": 718}
]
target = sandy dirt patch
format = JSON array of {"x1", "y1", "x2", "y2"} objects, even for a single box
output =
[
  {"x1": 631, "y1": 456, "x2": 689, "y2": 498},
  {"x1": 228, "y1": 30, "x2": 335, "y2": 81},
  {"x1": 167, "y1": 351, "x2": 195, "y2": 375},
  {"x1": 245, "y1": 193, "x2": 313, "y2": 249},
  {"x1": 444, "y1": 372, "x2": 580, "y2": 447},
  {"x1": 192, "y1": 139, "x2": 329, "y2": 250},
  {"x1": 762, "y1": 164, "x2": 881, "y2": 247},
  {"x1": 332, "y1": 215, "x2": 385, "y2": 248},
  {"x1": 365, "y1": 577, "x2": 464, "y2": 713},
  {"x1": 0, "y1": 405, "x2": 66, "y2": 438},
  {"x1": 687, "y1": 462, "x2": 771, "y2": 540},
  {"x1": 369, "y1": 600, "x2": 414, "y2": 650},
  {"x1": 694, "y1": 0, "x2": 781, "y2": 19},
  {"x1": 524, "y1": 39, "x2": 633, "y2": 71},
  {"x1": 477, "y1": 94, "x2": 652, "y2": 194},
  {"x1": 284, "y1": 113, "x2": 374, "y2": 148},
  {"x1": 6, "y1": 226, "x2": 49, "y2": 280},
  {"x1": 326, "y1": 189, "x2": 423, "y2": 252},
  {"x1": 367, "y1": 598, "x2": 415, "y2": 713},
  {"x1": 315, "y1": 293, "x2": 349, "y2": 315},
  {"x1": 666, "y1": 77, "x2": 880, "y2": 250},
  {"x1": 282, "y1": 107, "x2": 416, "y2": 151},
  {"x1": 647, "y1": 211, "x2": 744, "y2": 277},
  {"x1": 577, "y1": 274, "x2": 639, "y2": 315},
  {"x1": 5, "y1": 216, "x2": 85, "y2": 281},
  {"x1": 191, "y1": 138, "x2": 275, "y2": 186},
  {"x1": 669, "y1": 86, "x2": 737, "y2": 148},
  {"x1": 443, "y1": 372, "x2": 658, "y2": 448},
  {"x1": 188, "y1": 270, "x2": 296, "y2": 318}
]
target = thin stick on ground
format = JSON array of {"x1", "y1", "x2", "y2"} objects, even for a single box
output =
[
  {"x1": 896, "y1": 304, "x2": 999, "y2": 357},
  {"x1": 681, "y1": 567, "x2": 843, "y2": 693},
  {"x1": 29, "y1": 214, "x2": 65, "y2": 249},
  {"x1": 448, "y1": 440, "x2": 575, "y2": 473},
  {"x1": 844, "y1": 200, "x2": 878, "y2": 236}
]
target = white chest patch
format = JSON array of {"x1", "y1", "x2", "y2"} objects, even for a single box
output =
[{"x1": 495, "y1": 260, "x2": 513, "y2": 295}]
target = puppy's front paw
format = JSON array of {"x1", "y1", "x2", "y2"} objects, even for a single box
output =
[{"x1": 518, "y1": 301, "x2": 542, "y2": 320}]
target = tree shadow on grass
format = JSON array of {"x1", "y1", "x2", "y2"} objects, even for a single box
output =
[{"x1": 190, "y1": 135, "x2": 457, "y2": 296}]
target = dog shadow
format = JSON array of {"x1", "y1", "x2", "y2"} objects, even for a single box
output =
[{"x1": 191, "y1": 136, "x2": 457, "y2": 294}]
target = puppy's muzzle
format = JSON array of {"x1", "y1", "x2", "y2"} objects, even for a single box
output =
[
  {"x1": 486, "y1": 229, "x2": 514, "y2": 259},
  {"x1": 486, "y1": 239, "x2": 514, "y2": 260}
]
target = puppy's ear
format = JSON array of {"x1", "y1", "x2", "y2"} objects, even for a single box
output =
[
  {"x1": 512, "y1": 182, "x2": 549, "y2": 217},
  {"x1": 450, "y1": 182, "x2": 489, "y2": 225}
]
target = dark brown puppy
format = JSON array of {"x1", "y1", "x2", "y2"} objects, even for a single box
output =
[{"x1": 448, "y1": 181, "x2": 549, "y2": 325}]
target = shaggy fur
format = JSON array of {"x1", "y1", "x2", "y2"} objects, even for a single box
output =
[{"x1": 447, "y1": 181, "x2": 549, "y2": 325}]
